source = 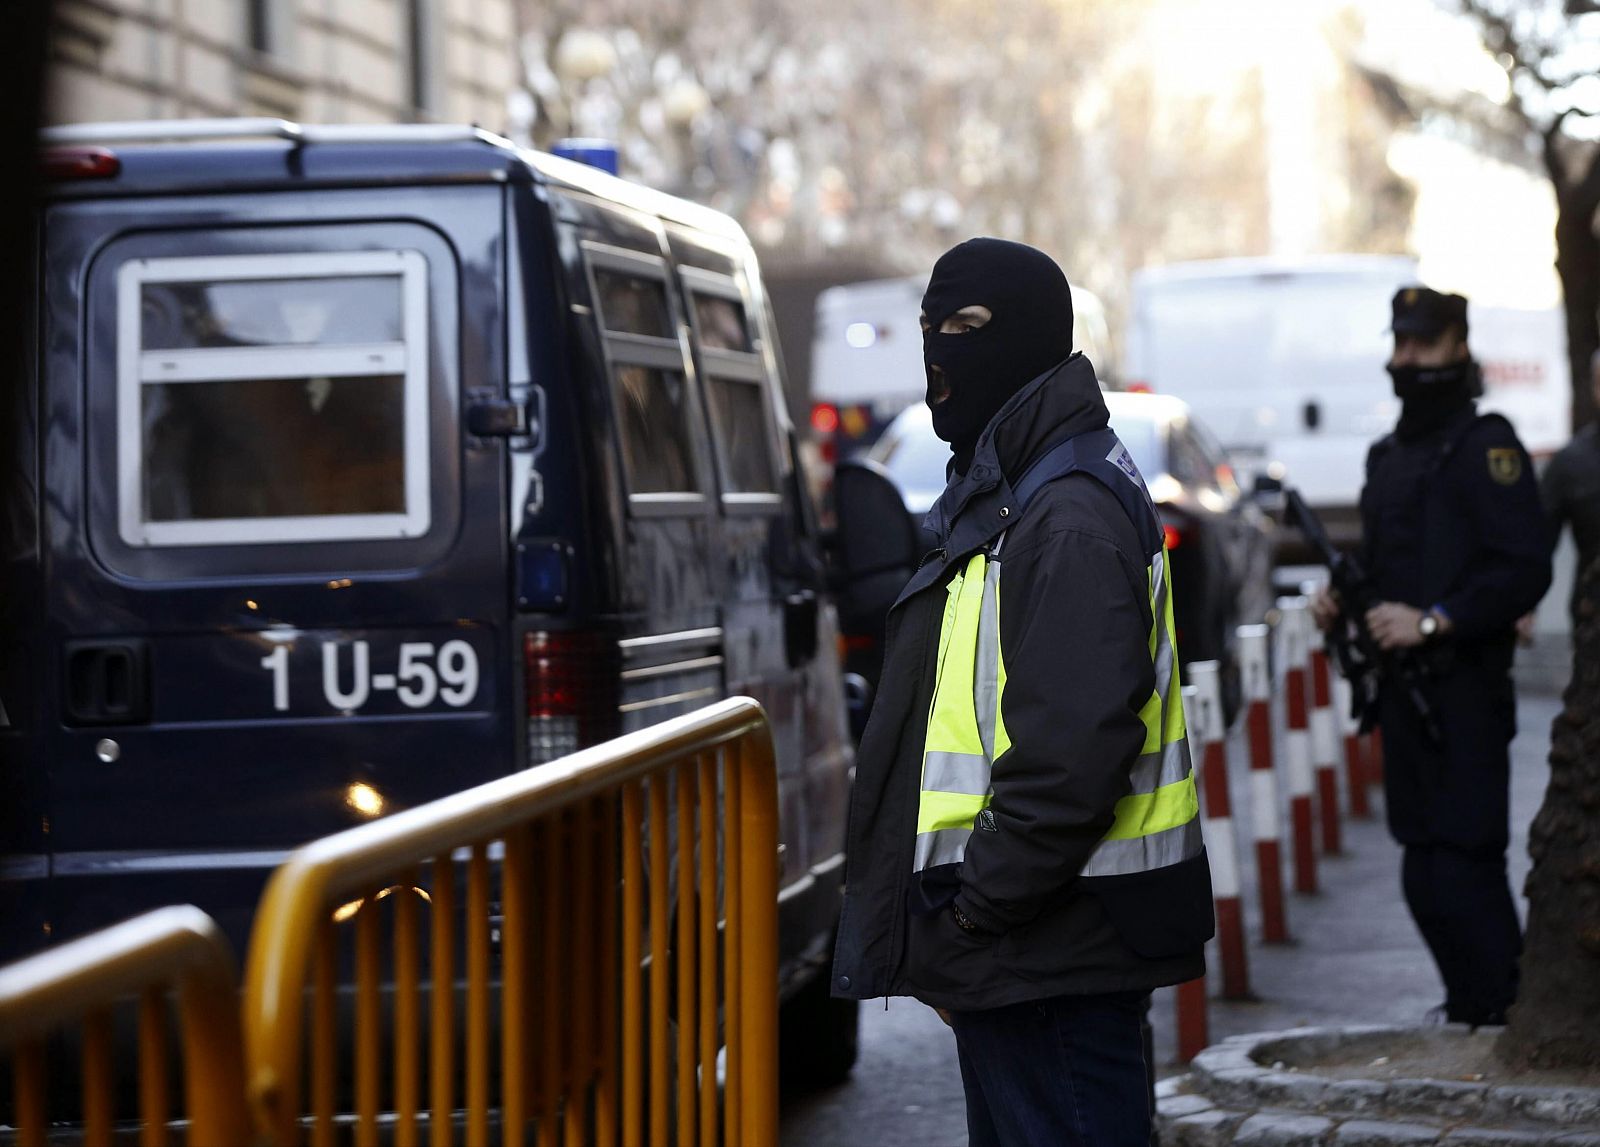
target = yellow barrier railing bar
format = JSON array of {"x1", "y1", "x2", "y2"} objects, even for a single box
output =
[
  {"x1": 243, "y1": 696, "x2": 780, "y2": 1147},
  {"x1": 0, "y1": 904, "x2": 251, "y2": 1147}
]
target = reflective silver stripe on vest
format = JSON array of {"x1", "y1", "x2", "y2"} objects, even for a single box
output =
[
  {"x1": 1151, "y1": 549, "x2": 1177, "y2": 693},
  {"x1": 915, "y1": 825, "x2": 973, "y2": 872},
  {"x1": 1127, "y1": 738, "x2": 1193, "y2": 796},
  {"x1": 1079, "y1": 817, "x2": 1204, "y2": 878},
  {"x1": 974, "y1": 558, "x2": 1004, "y2": 761},
  {"x1": 922, "y1": 750, "x2": 990, "y2": 798}
]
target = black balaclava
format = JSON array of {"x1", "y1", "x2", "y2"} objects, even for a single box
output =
[
  {"x1": 1387, "y1": 287, "x2": 1478, "y2": 441},
  {"x1": 922, "y1": 238, "x2": 1074, "y2": 473},
  {"x1": 1388, "y1": 357, "x2": 1480, "y2": 441}
]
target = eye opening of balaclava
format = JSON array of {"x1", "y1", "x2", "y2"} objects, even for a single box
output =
[{"x1": 922, "y1": 238, "x2": 1074, "y2": 473}]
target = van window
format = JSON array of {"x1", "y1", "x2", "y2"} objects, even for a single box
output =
[
  {"x1": 690, "y1": 293, "x2": 751, "y2": 352},
  {"x1": 584, "y1": 241, "x2": 706, "y2": 505},
  {"x1": 116, "y1": 250, "x2": 430, "y2": 547},
  {"x1": 678, "y1": 266, "x2": 777, "y2": 500},
  {"x1": 614, "y1": 365, "x2": 700, "y2": 493},
  {"x1": 705, "y1": 377, "x2": 775, "y2": 493},
  {"x1": 594, "y1": 268, "x2": 673, "y2": 338}
]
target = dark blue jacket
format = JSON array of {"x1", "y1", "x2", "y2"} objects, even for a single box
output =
[{"x1": 1360, "y1": 407, "x2": 1551, "y2": 647}]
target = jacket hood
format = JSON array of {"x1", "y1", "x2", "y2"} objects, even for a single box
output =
[{"x1": 923, "y1": 352, "x2": 1108, "y2": 546}]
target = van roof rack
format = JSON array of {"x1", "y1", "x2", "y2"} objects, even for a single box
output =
[{"x1": 40, "y1": 118, "x2": 514, "y2": 149}]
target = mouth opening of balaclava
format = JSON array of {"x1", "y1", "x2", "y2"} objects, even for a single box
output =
[{"x1": 922, "y1": 238, "x2": 1074, "y2": 473}]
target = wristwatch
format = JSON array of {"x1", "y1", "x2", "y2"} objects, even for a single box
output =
[
  {"x1": 1418, "y1": 612, "x2": 1440, "y2": 640},
  {"x1": 952, "y1": 903, "x2": 987, "y2": 935}
]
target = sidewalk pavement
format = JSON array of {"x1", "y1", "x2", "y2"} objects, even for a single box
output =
[
  {"x1": 780, "y1": 691, "x2": 1563, "y2": 1147},
  {"x1": 1148, "y1": 691, "x2": 1559, "y2": 1067}
]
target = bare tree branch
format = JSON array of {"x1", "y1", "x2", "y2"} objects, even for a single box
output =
[{"x1": 1455, "y1": 0, "x2": 1556, "y2": 131}]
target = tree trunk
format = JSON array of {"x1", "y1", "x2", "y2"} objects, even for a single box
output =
[
  {"x1": 1548, "y1": 140, "x2": 1600, "y2": 433},
  {"x1": 1496, "y1": 559, "x2": 1600, "y2": 1070}
]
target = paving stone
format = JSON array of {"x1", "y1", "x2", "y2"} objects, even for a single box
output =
[
  {"x1": 1233, "y1": 1111, "x2": 1336, "y2": 1146},
  {"x1": 1483, "y1": 1084, "x2": 1600, "y2": 1128},
  {"x1": 1330, "y1": 1119, "x2": 1441, "y2": 1146},
  {"x1": 1166, "y1": 1108, "x2": 1249, "y2": 1147},
  {"x1": 1195, "y1": 1044, "x2": 1265, "y2": 1076},
  {"x1": 1318, "y1": 1079, "x2": 1391, "y2": 1116},
  {"x1": 1159, "y1": 1091, "x2": 1219, "y2": 1119},
  {"x1": 1158, "y1": 1074, "x2": 1194, "y2": 1101},
  {"x1": 1383, "y1": 1078, "x2": 1488, "y2": 1122},
  {"x1": 1206, "y1": 1067, "x2": 1277, "y2": 1108},
  {"x1": 1439, "y1": 1130, "x2": 1557, "y2": 1146},
  {"x1": 1248, "y1": 1071, "x2": 1332, "y2": 1110}
]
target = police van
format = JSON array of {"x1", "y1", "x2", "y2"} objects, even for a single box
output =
[{"x1": 5, "y1": 119, "x2": 857, "y2": 1079}]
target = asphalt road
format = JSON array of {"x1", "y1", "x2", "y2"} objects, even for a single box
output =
[{"x1": 779, "y1": 689, "x2": 1564, "y2": 1147}]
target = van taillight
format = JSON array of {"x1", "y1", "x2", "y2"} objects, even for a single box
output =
[
  {"x1": 523, "y1": 630, "x2": 620, "y2": 765},
  {"x1": 40, "y1": 147, "x2": 120, "y2": 181},
  {"x1": 811, "y1": 402, "x2": 841, "y2": 435}
]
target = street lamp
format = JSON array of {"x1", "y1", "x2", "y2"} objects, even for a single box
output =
[
  {"x1": 554, "y1": 29, "x2": 616, "y2": 83},
  {"x1": 662, "y1": 78, "x2": 710, "y2": 128}
]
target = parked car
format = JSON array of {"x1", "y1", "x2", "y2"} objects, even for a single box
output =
[
  {"x1": 9, "y1": 120, "x2": 857, "y2": 1084},
  {"x1": 847, "y1": 391, "x2": 1272, "y2": 712}
]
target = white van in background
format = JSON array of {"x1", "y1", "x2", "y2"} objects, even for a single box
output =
[
  {"x1": 1125, "y1": 255, "x2": 1569, "y2": 547},
  {"x1": 1472, "y1": 305, "x2": 1572, "y2": 457},
  {"x1": 809, "y1": 274, "x2": 1113, "y2": 461}
]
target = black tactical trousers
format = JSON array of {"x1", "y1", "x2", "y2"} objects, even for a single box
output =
[{"x1": 1379, "y1": 662, "x2": 1522, "y2": 1024}]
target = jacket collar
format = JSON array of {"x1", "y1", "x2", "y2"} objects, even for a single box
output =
[
  {"x1": 923, "y1": 353, "x2": 1108, "y2": 548},
  {"x1": 899, "y1": 354, "x2": 1107, "y2": 606}
]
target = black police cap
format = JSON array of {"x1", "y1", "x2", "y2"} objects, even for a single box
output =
[{"x1": 1391, "y1": 285, "x2": 1468, "y2": 339}]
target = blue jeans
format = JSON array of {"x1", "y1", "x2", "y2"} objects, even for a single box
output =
[{"x1": 949, "y1": 991, "x2": 1153, "y2": 1147}]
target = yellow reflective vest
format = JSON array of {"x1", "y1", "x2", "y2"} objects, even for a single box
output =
[{"x1": 913, "y1": 438, "x2": 1203, "y2": 882}]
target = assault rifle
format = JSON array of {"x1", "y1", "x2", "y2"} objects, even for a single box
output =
[{"x1": 1281, "y1": 487, "x2": 1443, "y2": 748}]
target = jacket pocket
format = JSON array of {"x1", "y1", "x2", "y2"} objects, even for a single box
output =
[
  {"x1": 1086, "y1": 852, "x2": 1216, "y2": 960},
  {"x1": 901, "y1": 902, "x2": 1000, "y2": 997}
]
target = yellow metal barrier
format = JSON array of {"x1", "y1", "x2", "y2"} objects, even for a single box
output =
[
  {"x1": 243, "y1": 696, "x2": 780, "y2": 1147},
  {"x1": 0, "y1": 905, "x2": 251, "y2": 1147}
]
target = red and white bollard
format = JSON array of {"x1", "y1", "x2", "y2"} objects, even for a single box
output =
[
  {"x1": 1367, "y1": 726, "x2": 1385, "y2": 786},
  {"x1": 1188, "y1": 659, "x2": 1251, "y2": 1000},
  {"x1": 1277, "y1": 597, "x2": 1319, "y2": 895},
  {"x1": 1309, "y1": 644, "x2": 1343, "y2": 856},
  {"x1": 1238, "y1": 623, "x2": 1289, "y2": 943},
  {"x1": 1333, "y1": 671, "x2": 1371, "y2": 818},
  {"x1": 1175, "y1": 683, "x2": 1211, "y2": 1063}
]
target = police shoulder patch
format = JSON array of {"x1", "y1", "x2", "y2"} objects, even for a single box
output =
[{"x1": 1487, "y1": 447, "x2": 1522, "y2": 485}]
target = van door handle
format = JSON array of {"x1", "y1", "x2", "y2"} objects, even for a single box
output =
[
  {"x1": 1303, "y1": 400, "x2": 1321, "y2": 431},
  {"x1": 62, "y1": 640, "x2": 151, "y2": 726},
  {"x1": 783, "y1": 590, "x2": 820, "y2": 669}
]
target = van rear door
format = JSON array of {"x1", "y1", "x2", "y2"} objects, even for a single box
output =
[{"x1": 39, "y1": 185, "x2": 514, "y2": 948}]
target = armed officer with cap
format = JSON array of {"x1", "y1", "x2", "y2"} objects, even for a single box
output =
[
  {"x1": 1312, "y1": 286, "x2": 1550, "y2": 1027},
  {"x1": 832, "y1": 238, "x2": 1214, "y2": 1147}
]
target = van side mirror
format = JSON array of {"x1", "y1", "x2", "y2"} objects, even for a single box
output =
[{"x1": 827, "y1": 458, "x2": 923, "y2": 633}]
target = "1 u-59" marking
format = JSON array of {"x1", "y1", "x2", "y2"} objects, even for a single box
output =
[{"x1": 259, "y1": 640, "x2": 481, "y2": 713}]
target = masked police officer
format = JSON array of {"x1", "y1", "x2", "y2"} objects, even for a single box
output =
[
  {"x1": 1312, "y1": 286, "x2": 1551, "y2": 1027},
  {"x1": 832, "y1": 239, "x2": 1214, "y2": 1146}
]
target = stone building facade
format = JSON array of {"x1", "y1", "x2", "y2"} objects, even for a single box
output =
[{"x1": 45, "y1": 0, "x2": 518, "y2": 130}]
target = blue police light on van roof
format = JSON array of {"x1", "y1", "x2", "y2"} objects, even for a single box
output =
[{"x1": 552, "y1": 138, "x2": 620, "y2": 176}]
